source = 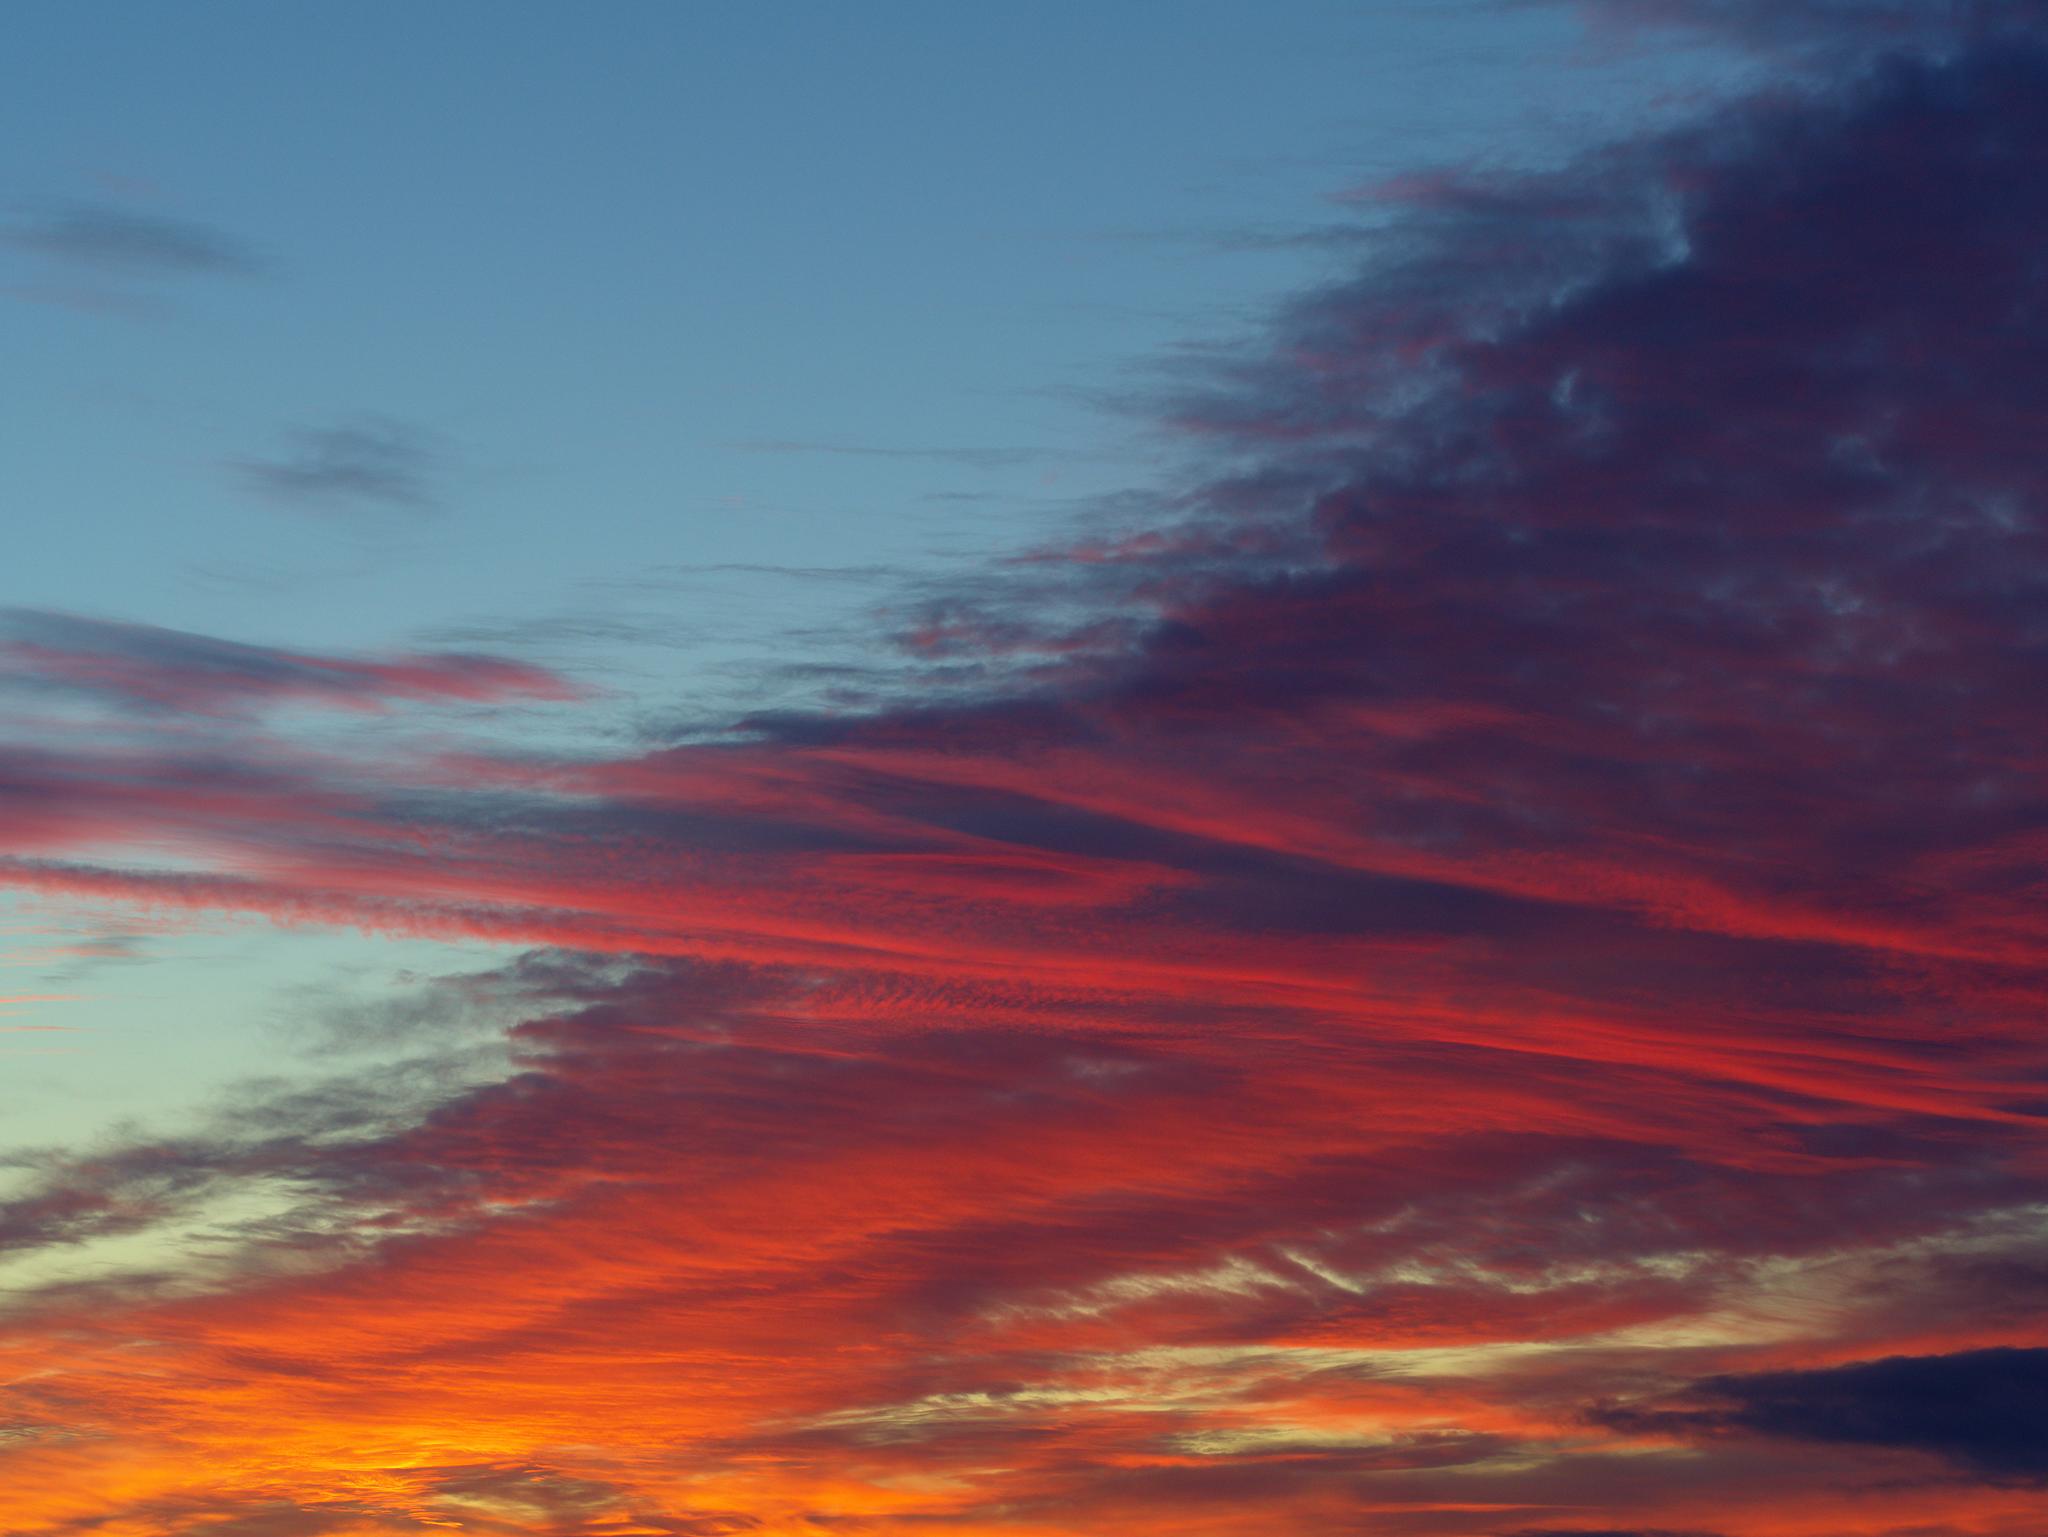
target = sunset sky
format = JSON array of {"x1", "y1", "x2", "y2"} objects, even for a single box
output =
[{"x1": 5, "y1": 3, "x2": 2048, "y2": 1535}]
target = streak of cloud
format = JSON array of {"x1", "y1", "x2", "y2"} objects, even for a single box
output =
[
  {"x1": 2, "y1": 200, "x2": 260, "y2": 276},
  {"x1": 0, "y1": 609, "x2": 583, "y2": 718},
  {"x1": 232, "y1": 418, "x2": 441, "y2": 514}
]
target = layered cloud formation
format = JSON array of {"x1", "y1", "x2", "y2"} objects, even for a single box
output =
[{"x1": 5, "y1": 6, "x2": 2048, "y2": 1536}]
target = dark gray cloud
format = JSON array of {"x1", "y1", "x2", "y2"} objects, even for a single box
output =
[{"x1": 1601, "y1": 1348, "x2": 2048, "y2": 1480}]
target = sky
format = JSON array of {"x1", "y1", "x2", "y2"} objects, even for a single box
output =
[{"x1": 3, "y1": 2, "x2": 2047, "y2": 1535}]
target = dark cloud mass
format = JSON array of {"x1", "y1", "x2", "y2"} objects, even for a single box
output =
[
  {"x1": 1615, "y1": 1349, "x2": 2048, "y2": 1479},
  {"x1": 5, "y1": 6, "x2": 2048, "y2": 1537}
]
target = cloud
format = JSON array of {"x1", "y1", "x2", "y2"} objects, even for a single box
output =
[
  {"x1": 3, "y1": 200, "x2": 260, "y2": 276},
  {"x1": 724, "y1": 437, "x2": 1050, "y2": 471},
  {"x1": 2, "y1": 198, "x2": 261, "y2": 316},
  {"x1": 1581, "y1": 0, "x2": 2048, "y2": 40},
  {"x1": 1605, "y1": 1349, "x2": 2048, "y2": 1480},
  {"x1": 0, "y1": 608, "x2": 583, "y2": 716},
  {"x1": 233, "y1": 418, "x2": 440, "y2": 513}
]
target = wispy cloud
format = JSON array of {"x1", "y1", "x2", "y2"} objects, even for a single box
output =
[
  {"x1": 2, "y1": 197, "x2": 263, "y2": 317},
  {"x1": 724, "y1": 437, "x2": 1051, "y2": 471},
  {"x1": 0, "y1": 609, "x2": 582, "y2": 717},
  {"x1": 1567, "y1": 0, "x2": 2048, "y2": 54},
  {"x1": 232, "y1": 418, "x2": 440, "y2": 514},
  {"x1": 2, "y1": 200, "x2": 260, "y2": 276}
]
